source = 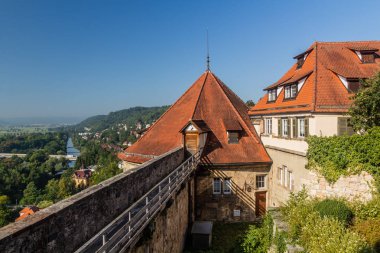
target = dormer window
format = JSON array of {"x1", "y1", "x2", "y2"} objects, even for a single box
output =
[
  {"x1": 284, "y1": 84, "x2": 297, "y2": 99},
  {"x1": 361, "y1": 52, "x2": 375, "y2": 63},
  {"x1": 351, "y1": 47, "x2": 378, "y2": 64},
  {"x1": 337, "y1": 74, "x2": 361, "y2": 93},
  {"x1": 347, "y1": 78, "x2": 360, "y2": 93},
  {"x1": 224, "y1": 119, "x2": 242, "y2": 144},
  {"x1": 268, "y1": 89, "x2": 277, "y2": 102},
  {"x1": 227, "y1": 131, "x2": 239, "y2": 144},
  {"x1": 296, "y1": 53, "x2": 308, "y2": 69}
]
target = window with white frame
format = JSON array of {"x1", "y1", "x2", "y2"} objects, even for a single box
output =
[
  {"x1": 298, "y1": 118, "x2": 305, "y2": 137},
  {"x1": 282, "y1": 119, "x2": 289, "y2": 137},
  {"x1": 223, "y1": 178, "x2": 232, "y2": 194},
  {"x1": 277, "y1": 167, "x2": 282, "y2": 182},
  {"x1": 213, "y1": 178, "x2": 221, "y2": 194},
  {"x1": 284, "y1": 84, "x2": 297, "y2": 99},
  {"x1": 284, "y1": 167, "x2": 288, "y2": 187},
  {"x1": 264, "y1": 118, "x2": 272, "y2": 135},
  {"x1": 289, "y1": 171, "x2": 294, "y2": 191},
  {"x1": 268, "y1": 89, "x2": 277, "y2": 102},
  {"x1": 256, "y1": 175, "x2": 266, "y2": 189}
]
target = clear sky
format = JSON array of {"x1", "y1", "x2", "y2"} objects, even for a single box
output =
[{"x1": 1, "y1": 0, "x2": 380, "y2": 121}]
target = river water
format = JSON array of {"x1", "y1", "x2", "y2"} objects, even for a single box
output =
[{"x1": 66, "y1": 137, "x2": 80, "y2": 168}]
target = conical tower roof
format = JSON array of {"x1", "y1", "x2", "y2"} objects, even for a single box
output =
[{"x1": 125, "y1": 71, "x2": 271, "y2": 165}]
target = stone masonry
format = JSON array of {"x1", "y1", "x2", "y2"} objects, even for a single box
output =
[
  {"x1": 0, "y1": 147, "x2": 184, "y2": 253},
  {"x1": 302, "y1": 171, "x2": 374, "y2": 201}
]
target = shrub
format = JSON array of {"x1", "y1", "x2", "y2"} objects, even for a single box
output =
[
  {"x1": 37, "y1": 200, "x2": 53, "y2": 209},
  {"x1": 349, "y1": 196, "x2": 380, "y2": 221},
  {"x1": 300, "y1": 213, "x2": 370, "y2": 253},
  {"x1": 282, "y1": 188, "x2": 315, "y2": 241},
  {"x1": 273, "y1": 230, "x2": 287, "y2": 253},
  {"x1": 314, "y1": 199, "x2": 353, "y2": 226},
  {"x1": 353, "y1": 218, "x2": 380, "y2": 252},
  {"x1": 240, "y1": 215, "x2": 273, "y2": 253}
]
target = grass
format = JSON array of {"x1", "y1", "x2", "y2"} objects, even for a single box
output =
[{"x1": 184, "y1": 222, "x2": 256, "y2": 253}]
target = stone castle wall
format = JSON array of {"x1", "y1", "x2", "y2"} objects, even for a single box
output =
[
  {"x1": 302, "y1": 171, "x2": 374, "y2": 201},
  {"x1": 0, "y1": 147, "x2": 184, "y2": 253},
  {"x1": 267, "y1": 147, "x2": 375, "y2": 205},
  {"x1": 195, "y1": 165, "x2": 271, "y2": 222},
  {"x1": 132, "y1": 179, "x2": 193, "y2": 253}
]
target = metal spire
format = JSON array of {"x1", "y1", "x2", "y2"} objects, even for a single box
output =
[{"x1": 206, "y1": 30, "x2": 210, "y2": 71}]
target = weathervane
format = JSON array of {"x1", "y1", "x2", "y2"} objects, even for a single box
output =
[{"x1": 206, "y1": 29, "x2": 210, "y2": 71}]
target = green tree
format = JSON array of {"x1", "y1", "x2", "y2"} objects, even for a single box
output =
[
  {"x1": 44, "y1": 179, "x2": 60, "y2": 202},
  {"x1": 246, "y1": 100, "x2": 255, "y2": 107},
  {"x1": 349, "y1": 72, "x2": 380, "y2": 131},
  {"x1": 20, "y1": 182, "x2": 40, "y2": 205}
]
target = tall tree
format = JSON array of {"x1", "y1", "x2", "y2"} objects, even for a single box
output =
[
  {"x1": 349, "y1": 72, "x2": 380, "y2": 131},
  {"x1": 20, "y1": 182, "x2": 40, "y2": 205}
]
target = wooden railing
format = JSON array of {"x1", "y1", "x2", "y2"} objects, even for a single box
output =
[{"x1": 75, "y1": 149, "x2": 201, "y2": 253}]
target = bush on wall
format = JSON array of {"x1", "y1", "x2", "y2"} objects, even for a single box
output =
[{"x1": 306, "y1": 127, "x2": 380, "y2": 190}]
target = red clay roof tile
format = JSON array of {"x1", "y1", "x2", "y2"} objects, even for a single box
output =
[
  {"x1": 123, "y1": 71, "x2": 271, "y2": 165},
  {"x1": 250, "y1": 41, "x2": 380, "y2": 116}
]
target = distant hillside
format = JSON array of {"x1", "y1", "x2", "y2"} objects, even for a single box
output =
[{"x1": 72, "y1": 106, "x2": 170, "y2": 132}]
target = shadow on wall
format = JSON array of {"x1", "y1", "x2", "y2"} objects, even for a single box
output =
[{"x1": 195, "y1": 165, "x2": 262, "y2": 222}]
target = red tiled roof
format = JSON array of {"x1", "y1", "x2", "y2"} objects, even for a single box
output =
[
  {"x1": 117, "y1": 152, "x2": 152, "y2": 164},
  {"x1": 74, "y1": 169, "x2": 92, "y2": 179},
  {"x1": 250, "y1": 41, "x2": 380, "y2": 116},
  {"x1": 125, "y1": 71, "x2": 271, "y2": 165},
  {"x1": 16, "y1": 206, "x2": 40, "y2": 221}
]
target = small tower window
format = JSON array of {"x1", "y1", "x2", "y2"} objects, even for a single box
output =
[{"x1": 227, "y1": 131, "x2": 239, "y2": 144}]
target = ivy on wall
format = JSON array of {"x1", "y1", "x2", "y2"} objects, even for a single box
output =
[{"x1": 306, "y1": 127, "x2": 380, "y2": 190}]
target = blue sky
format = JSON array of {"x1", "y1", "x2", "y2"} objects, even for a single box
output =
[{"x1": 1, "y1": 0, "x2": 380, "y2": 121}]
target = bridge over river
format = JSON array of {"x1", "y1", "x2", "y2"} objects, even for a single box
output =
[{"x1": 0, "y1": 153, "x2": 78, "y2": 161}]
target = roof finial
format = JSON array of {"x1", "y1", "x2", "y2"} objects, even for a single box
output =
[{"x1": 206, "y1": 29, "x2": 210, "y2": 71}]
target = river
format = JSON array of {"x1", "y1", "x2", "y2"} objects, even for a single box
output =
[{"x1": 66, "y1": 137, "x2": 80, "y2": 168}]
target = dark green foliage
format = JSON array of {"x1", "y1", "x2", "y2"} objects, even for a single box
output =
[
  {"x1": 240, "y1": 215, "x2": 273, "y2": 253},
  {"x1": 20, "y1": 182, "x2": 41, "y2": 205},
  {"x1": 72, "y1": 106, "x2": 169, "y2": 132},
  {"x1": 245, "y1": 100, "x2": 255, "y2": 107},
  {"x1": 0, "y1": 151, "x2": 70, "y2": 206},
  {"x1": 314, "y1": 199, "x2": 353, "y2": 226},
  {"x1": 0, "y1": 132, "x2": 68, "y2": 154},
  {"x1": 349, "y1": 72, "x2": 380, "y2": 131},
  {"x1": 306, "y1": 127, "x2": 380, "y2": 189}
]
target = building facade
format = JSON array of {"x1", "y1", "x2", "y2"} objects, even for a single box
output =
[
  {"x1": 249, "y1": 41, "x2": 380, "y2": 206},
  {"x1": 118, "y1": 71, "x2": 272, "y2": 221}
]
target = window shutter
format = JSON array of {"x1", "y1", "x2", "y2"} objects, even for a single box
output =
[
  {"x1": 287, "y1": 118, "x2": 291, "y2": 138},
  {"x1": 337, "y1": 118, "x2": 346, "y2": 136},
  {"x1": 278, "y1": 119, "x2": 282, "y2": 137},
  {"x1": 305, "y1": 118, "x2": 309, "y2": 137},
  {"x1": 262, "y1": 119, "x2": 265, "y2": 134},
  {"x1": 292, "y1": 118, "x2": 297, "y2": 138}
]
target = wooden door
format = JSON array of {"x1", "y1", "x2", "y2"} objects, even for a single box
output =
[
  {"x1": 255, "y1": 191, "x2": 267, "y2": 217},
  {"x1": 185, "y1": 133, "x2": 198, "y2": 153}
]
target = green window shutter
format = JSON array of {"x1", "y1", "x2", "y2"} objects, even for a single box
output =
[
  {"x1": 292, "y1": 118, "x2": 298, "y2": 138},
  {"x1": 337, "y1": 117, "x2": 346, "y2": 136},
  {"x1": 287, "y1": 118, "x2": 291, "y2": 138},
  {"x1": 305, "y1": 118, "x2": 309, "y2": 137},
  {"x1": 278, "y1": 119, "x2": 282, "y2": 137}
]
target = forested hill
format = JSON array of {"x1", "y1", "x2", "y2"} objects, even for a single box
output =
[{"x1": 72, "y1": 106, "x2": 170, "y2": 132}]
